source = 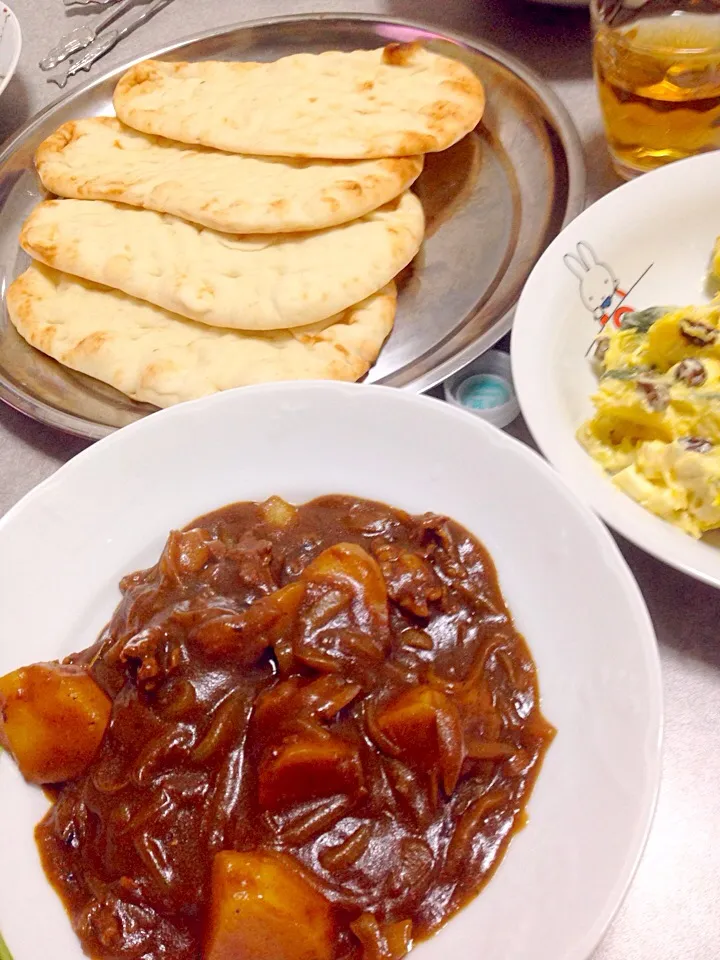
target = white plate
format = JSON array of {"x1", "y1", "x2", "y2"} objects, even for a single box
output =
[
  {"x1": 0, "y1": 382, "x2": 661, "y2": 960},
  {"x1": 512, "y1": 151, "x2": 720, "y2": 588},
  {"x1": 0, "y1": 4, "x2": 21, "y2": 100}
]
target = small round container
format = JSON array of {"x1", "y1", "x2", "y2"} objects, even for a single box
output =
[{"x1": 443, "y1": 350, "x2": 520, "y2": 429}]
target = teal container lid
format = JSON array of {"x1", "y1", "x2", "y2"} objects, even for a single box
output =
[
  {"x1": 458, "y1": 373, "x2": 512, "y2": 411},
  {"x1": 443, "y1": 350, "x2": 519, "y2": 429}
]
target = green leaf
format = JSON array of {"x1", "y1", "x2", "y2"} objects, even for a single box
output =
[
  {"x1": 0, "y1": 930, "x2": 14, "y2": 960},
  {"x1": 619, "y1": 306, "x2": 672, "y2": 333},
  {"x1": 601, "y1": 366, "x2": 648, "y2": 381}
]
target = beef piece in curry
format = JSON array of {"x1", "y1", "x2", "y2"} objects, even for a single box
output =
[{"x1": 0, "y1": 494, "x2": 555, "y2": 960}]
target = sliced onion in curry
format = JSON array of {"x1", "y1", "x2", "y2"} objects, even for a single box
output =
[{"x1": 0, "y1": 494, "x2": 554, "y2": 960}]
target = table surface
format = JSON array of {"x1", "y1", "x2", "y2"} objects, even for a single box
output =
[{"x1": 2, "y1": 1, "x2": 719, "y2": 957}]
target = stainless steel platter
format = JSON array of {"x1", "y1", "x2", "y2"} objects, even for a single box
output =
[{"x1": 0, "y1": 14, "x2": 586, "y2": 440}]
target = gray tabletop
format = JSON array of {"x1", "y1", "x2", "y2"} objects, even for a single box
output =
[{"x1": 2, "y1": 1, "x2": 719, "y2": 957}]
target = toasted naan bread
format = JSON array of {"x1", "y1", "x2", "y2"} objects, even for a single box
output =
[
  {"x1": 113, "y1": 43, "x2": 485, "y2": 160},
  {"x1": 7, "y1": 263, "x2": 396, "y2": 407},
  {"x1": 35, "y1": 118, "x2": 424, "y2": 234},
  {"x1": 20, "y1": 192, "x2": 423, "y2": 331}
]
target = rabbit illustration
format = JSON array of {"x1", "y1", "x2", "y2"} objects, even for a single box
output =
[{"x1": 564, "y1": 242, "x2": 625, "y2": 325}]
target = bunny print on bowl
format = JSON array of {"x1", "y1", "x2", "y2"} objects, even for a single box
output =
[{"x1": 564, "y1": 241, "x2": 635, "y2": 328}]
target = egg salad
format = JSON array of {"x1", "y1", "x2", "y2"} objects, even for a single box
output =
[
  {"x1": 579, "y1": 292, "x2": 720, "y2": 538},
  {"x1": 712, "y1": 237, "x2": 720, "y2": 293}
]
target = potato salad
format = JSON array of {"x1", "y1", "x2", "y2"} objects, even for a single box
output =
[{"x1": 580, "y1": 249, "x2": 720, "y2": 537}]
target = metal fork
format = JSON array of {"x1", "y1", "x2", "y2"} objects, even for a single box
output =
[
  {"x1": 41, "y1": 0, "x2": 138, "y2": 71},
  {"x1": 48, "y1": 0, "x2": 176, "y2": 87}
]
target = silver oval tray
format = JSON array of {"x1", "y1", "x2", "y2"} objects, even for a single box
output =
[{"x1": 0, "y1": 14, "x2": 585, "y2": 440}]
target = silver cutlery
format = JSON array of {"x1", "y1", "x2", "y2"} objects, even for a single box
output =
[
  {"x1": 40, "y1": 0, "x2": 138, "y2": 71},
  {"x1": 47, "y1": 30, "x2": 119, "y2": 87},
  {"x1": 48, "y1": 0, "x2": 175, "y2": 88}
]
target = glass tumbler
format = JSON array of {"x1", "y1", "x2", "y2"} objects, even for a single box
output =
[{"x1": 591, "y1": 0, "x2": 720, "y2": 179}]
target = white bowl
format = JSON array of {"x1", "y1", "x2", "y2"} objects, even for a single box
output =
[
  {"x1": 0, "y1": 382, "x2": 661, "y2": 960},
  {"x1": 0, "y1": 4, "x2": 21, "y2": 100},
  {"x1": 512, "y1": 151, "x2": 720, "y2": 589}
]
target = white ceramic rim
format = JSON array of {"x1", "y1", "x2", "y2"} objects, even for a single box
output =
[{"x1": 0, "y1": 4, "x2": 21, "y2": 101}]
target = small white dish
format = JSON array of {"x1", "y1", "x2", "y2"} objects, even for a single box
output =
[
  {"x1": 512, "y1": 150, "x2": 720, "y2": 589},
  {"x1": 0, "y1": 382, "x2": 661, "y2": 960},
  {"x1": 0, "y1": 4, "x2": 21, "y2": 100}
]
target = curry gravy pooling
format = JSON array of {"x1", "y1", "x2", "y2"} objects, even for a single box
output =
[{"x1": 5, "y1": 495, "x2": 554, "y2": 960}]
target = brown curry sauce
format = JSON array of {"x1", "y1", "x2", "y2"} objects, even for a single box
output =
[{"x1": 35, "y1": 495, "x2": 554, "y2": 960}]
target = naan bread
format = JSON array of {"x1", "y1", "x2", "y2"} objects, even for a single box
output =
[
  {"x1": 7, "y1": 263, "x2": 396, "y2": 408},
  {"x1": 35, "y1": 118, "x2": 424, "y2": 234},
  {"x1": 113, "y1": 43, "x2": 485, "y2": 160},
  {"x1": 20, "y1": 192, "x2": 424, "y2": 331}
]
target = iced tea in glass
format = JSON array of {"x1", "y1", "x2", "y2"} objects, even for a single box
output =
[{"x1": 592, "y1": 0, "x2": 720, "y2": 179}]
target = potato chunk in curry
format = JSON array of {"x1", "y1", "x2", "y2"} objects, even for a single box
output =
[
  {"x1": 376, "y1": 686, "x2": 464, "y2": 795},
  {"x1": 205, "y1": 851, "x2": 334, "y2": 960},
  {"x1": 0, "y1": 663, "x2": 110, "y2": 784},
  {"x1": 259, "y1": 735, "x2": 364, "y2": 810}
]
